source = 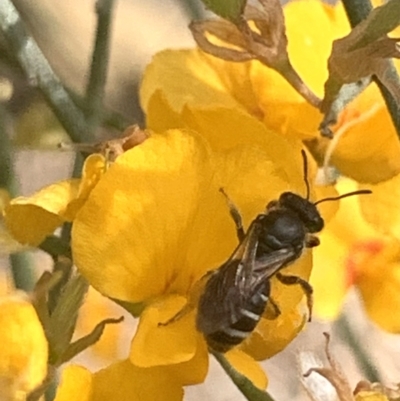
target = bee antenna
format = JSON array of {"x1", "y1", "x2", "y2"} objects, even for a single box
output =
[
  {"x1": 301, "y1": 150, "x2": 311, "y2": 200},
  {"x1": 314, "y1": 189, "x2": 372, "y2": 206}
]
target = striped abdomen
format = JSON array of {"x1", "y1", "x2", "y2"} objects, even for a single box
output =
[{"x1": 200, "y1": 280, "x2": 270, "y2": 353}]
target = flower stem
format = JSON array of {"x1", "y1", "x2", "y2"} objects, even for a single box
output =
[
  {"x1": 212, "y1": 351, "x2": 276, "y2": 401},
  {"x1": 85, "y1": 0, "x2": 116, "y2": 135},
  {"x1": 177, "y1": 0, "x2": 204, "y2": 19},
  {"x1": 39, "y1": 235, "x2": 72, "y2": 260},
  {"x1": 0, "y1": 0, "x2": 90, "y2": 143},
  {"x1": 334, "y1": 312, "x2": 381, "y2": 383},
  {"x1": 341, "y1": 0, "x2": 400, "y2": 136},
  {"x1": 60, "y1": 0, "x2": 116, "y2": 241},
  {"x1": 0, "y1": 103, "x2": 35, "y2": 291}
]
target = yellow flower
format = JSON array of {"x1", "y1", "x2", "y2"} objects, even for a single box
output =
[
  {"x1": 312, "y1": 177, "x2": 400, "y2": 333},
  {"x1": 140, "y1": 0, "x2": 400, "y2": 184},
  {"x1": 54, "y1": 358, "x2": 198, "y2": 401},
  {"x1": 3, "y1": 154, "x2": 106, "y2": 246},
  {"x1": 71, "y1": 128, "x2": 314, "y2": 384},
  {"x1": 3, "y1": 123, "x2": 318, "y2": 389},
  {"x1": 55, "y1": 343, "x2": 213, "y2": 401},
  {"x1": 0, "y1": 189, "x2": 29, "y2": 255},
  {"x1": 0, "y1": 292, "x2": 48, "y2": 401}
]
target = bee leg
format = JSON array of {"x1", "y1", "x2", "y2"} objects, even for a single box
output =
[
  {"x1": 305, "y1": 234, "x2": 320, "y2": 248},
  {"x1": 219, "y1": 187, "x2": 245, "y2": 242},
  {"x1": 264, "y1": 297, "x2": 281, "y2": 320},
  {"x1": 158, "y1": 303, "x2": 193, "y2": 327},
  {"x1": 275, "y1": 273, "x2": 314, "y2": 321}
]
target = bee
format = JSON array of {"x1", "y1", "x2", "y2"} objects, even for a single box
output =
[{"x1": 162, "y1": 151, "x2": 371, "y2": 353}]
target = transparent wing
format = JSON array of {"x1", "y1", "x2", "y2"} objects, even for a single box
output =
[{"x1": 197, "y1": 220, "x2": 297, "y2": 334}]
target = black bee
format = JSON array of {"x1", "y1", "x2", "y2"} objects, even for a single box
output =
[{"x1": 195, "y1": 151, "x2": 371, "y2": 353}]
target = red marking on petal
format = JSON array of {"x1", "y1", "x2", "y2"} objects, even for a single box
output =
[{"x1": 345, "y1": 239, "x2": 384, "y2": 286}]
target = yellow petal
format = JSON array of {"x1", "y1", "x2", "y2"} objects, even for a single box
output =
[
  {"x1": 328, "y1": 95, "x2": 400, "y2": 183},
  {"x1": 250, "y1": 0, "x2": 348, "y2": 139},
  {"x1": 354, "y1": 239, "x2": 400, "y2": 333},
  {"x1": 225, "y1": 348, "x2": 268, "y2": 390},
  {"x1": 165, "y1": 334, "x2": 209, "y2": 386},
  {"x1": 64, "y1": 153, "x2": 107, "y2": 220},
  {"x1": 240, "y1": 304, "x2": 307, "y2": 360},
  {"x1": 73, "y1": 128, "x2": 308, "y2": 304},
  {"x1": 92, "y1": 360, "x2": 184, "y2": 401},
  {"x1": 358, "y1": 173, "x2": 400, "y2": 238},
  {"x1": 72, "y1": 130, "x2": 237, "y2": 302},
  {"x1": 141, "y1": 49, "x2": 249, "y2": 116},
  {"x1": 145, "y1": 89, "x2": 183, "y2": 133},
  {"x1": 56, "y1": 360, "x2": 186, "y2": 401},
  {"x1": 312, "y1": 178, "x2": 377, "y2": 319},
  {"x1": 0, "y1": 220, "x2": 30, "y2": 255},
  {"x1": 314, "y1": 184, "x2": 340, "y2": 224},
  {"x1": 4, "y1": 179, "x2": 79, "y2": 246},
  {"x1": 0, "y1": 293, "x2": 48, "y2": 399},
  {"x1": 132, "y1": 303, "x2": 209, "y2": 384},
  {"x1": 356, "y1": 391, "x2": 389, "y2": 401},
  {"x1": 54, "y1": 365, "x2": 92, "y2": 401},
  {"x1": 285, "y1": 0, "x2": 349, "y2": 96},
  {"x1": 182, "y1": 104, "x2": 302, "y2": 152},
  {"x1": 312, "y1": 228, "x2": 350, "y2": 319},
  {"x1": 130, "y1": 295, "x2": 200, "y2": 367},
  {"x1": 3, "y1": 153, "x2": 105, "y2": 247},
  {"x1": 130, "y1": 295, "x2": 209, "y2": 383}
]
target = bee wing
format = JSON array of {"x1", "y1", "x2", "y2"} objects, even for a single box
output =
[
  {"x1": 229, "y1": 220, "x2": 296, "y2": 292},
  {"x1": 197, "y1": 258, "x2": 245, "y2": 334},
  {"x1": 251, "y1": 247, "x2": 298, "y2": 291},
  {"x1": 197, "y1": 247, "x2": 298, "y2": 335},
  {"x1": 228, "y1": 219, "x2": 260, "y2": 290},
  {"x1": 197, "y1": 222, "x2": 260, "y2": 334}
]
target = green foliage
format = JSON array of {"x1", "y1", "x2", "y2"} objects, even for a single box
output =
[
  {"x1": 200, "y1": 0, "x2": 246, "y2": 23},
  {"x1": 351, "y1": 0, "x2": 400, "y2": 50}
]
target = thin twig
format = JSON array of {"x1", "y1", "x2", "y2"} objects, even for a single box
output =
[
  {"x1": 0, "y1": 104, "x2": 17, "y2": 196},
  {"x1": 9, "y1": 252, "x2": 35, "y2": 291},
  {"x1": 85, "y1": 0, "x2": 116, "y2": 135},
  {"x1": 39, "y1": 235, "x2": 72, "y2": 260},
  {"x1": 177, "y1": 0, "x2": 204, "y2": 19},
  {"x1": 341, "y1": 0, "x2": 400, "y2": 136},
  {"x1": 0, "y1": 0, "x2": 91, "y2": 143},
  {"x1": 0, "y1": 103, "x2": 35, "y2": 291},
  {"x1": 60, "y1": 0, "x2": 116, "y2": 240},
  {"x1": 69, "y1": 89, "x2": 130, "y2": 131},
  {"x1": 334, "y1": 312, "x2": 381, "y2": 383}
]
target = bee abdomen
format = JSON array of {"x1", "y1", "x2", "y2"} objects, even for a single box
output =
[{"x1": 205, "y1": 283, "x2": 270, "y2": 353}]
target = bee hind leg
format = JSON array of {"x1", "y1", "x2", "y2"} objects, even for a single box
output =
[
  {"x1": 275, "y1": 273, "x2": 313, "y2": 322},
  {"x1": 219, "y1": 187, "x2": 245, "y2": 242}
]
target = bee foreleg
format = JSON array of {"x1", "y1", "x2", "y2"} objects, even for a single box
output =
[
  {"x1": 275, "y1": 273, "x2": 313, "y2": 322},
  {"x1": 219, "y1": 188, "x2": 245, "y2": 242}
]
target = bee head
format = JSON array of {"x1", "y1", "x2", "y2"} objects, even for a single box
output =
[{"x1": 279, "y1": 192, "x2": 324, "y2": 233}]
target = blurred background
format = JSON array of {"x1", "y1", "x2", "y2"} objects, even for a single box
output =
[{"x1": 0, "y1": 1, "x2": 399, "y2": 400}]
